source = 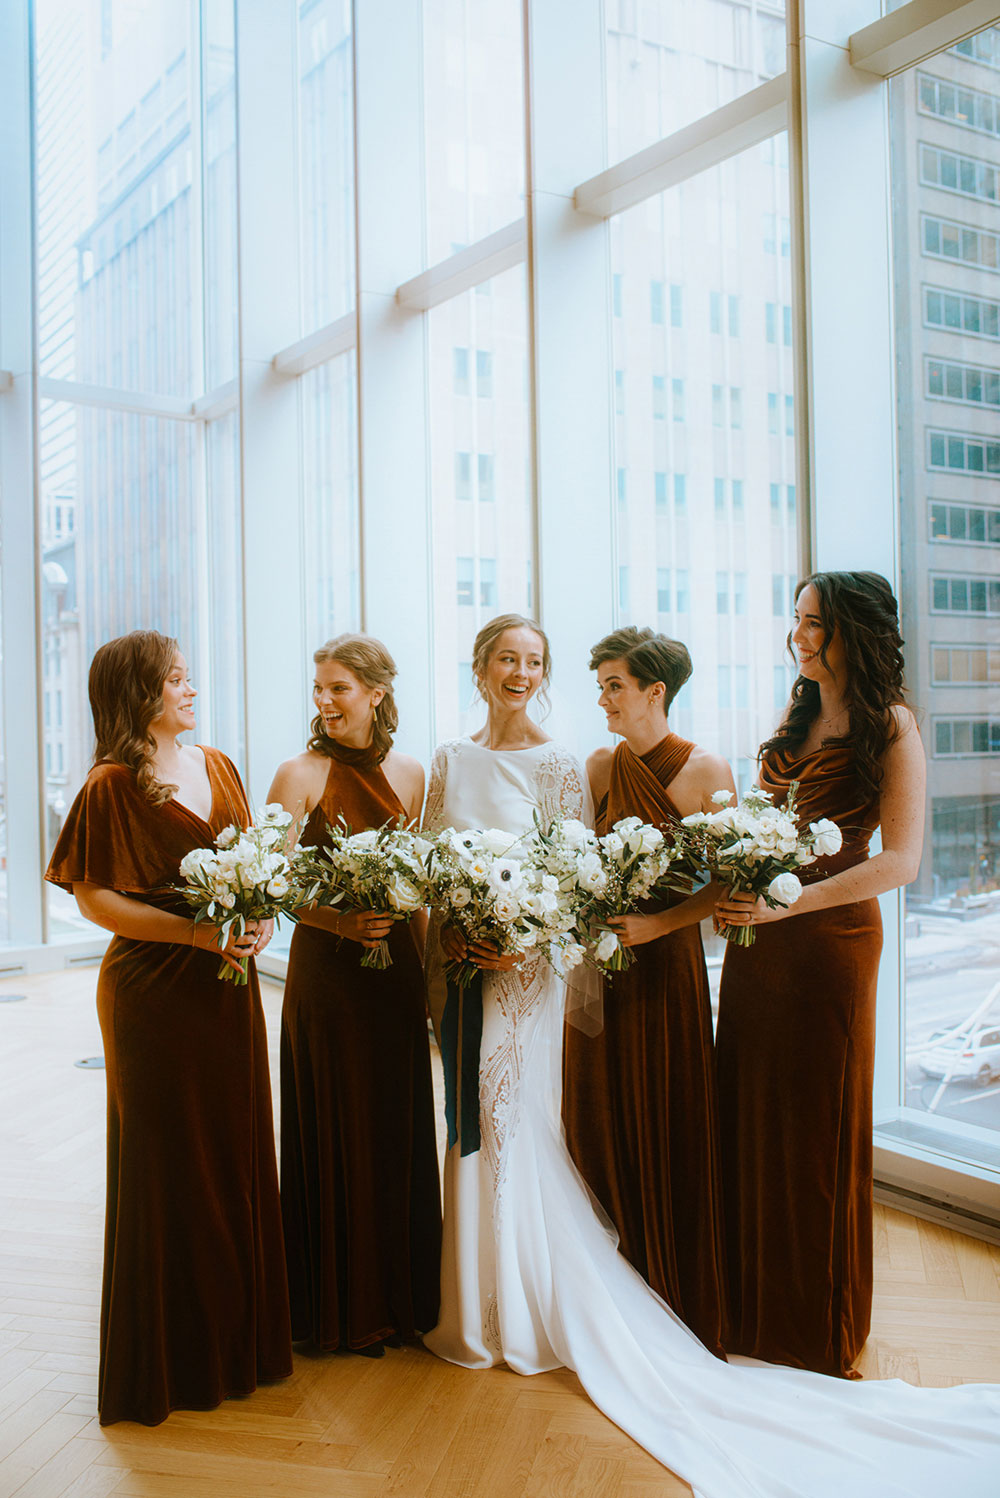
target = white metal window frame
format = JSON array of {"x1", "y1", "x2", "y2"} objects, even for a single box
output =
[{"x1": 3, "y1": 0, "x2": 1000, "y2": 1228}]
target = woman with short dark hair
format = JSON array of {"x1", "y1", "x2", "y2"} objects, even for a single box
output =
[{"x1": 564, "y1": 624, "x2": 734, "y2": 1356}]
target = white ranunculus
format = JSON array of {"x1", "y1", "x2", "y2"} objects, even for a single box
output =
[
  {"x1": 681, "y1": 811, "x2": 710, "y2": 827},
  {"x1": 711, "y1": 789, "x2": 734, "y2": 806},
  {"x1": 494, "y1": 894, "x2": 519, "y2": 922},
  {"x1": 595, "y1": 929, "x2": 619, "y2": 962},
  {"x1": 810, "y1": 818, "x2": 843, "y2": 857},
  {"x1": 216, "y1": 824, "x2": 239, "y2": 849},
  {"x1": 219, "y1": 890, "x2": 236, "y2": 909},
  {"x1": 603, "y1": 832, "x2": 625, "y2": 858},
  {"x1": 560, "y1": 819, "x2": 590, "y2": 850},
  {"x1": 349, "y1": 829, "x2": 380, "y2": 850},
  {"x1": 576, "y1": 852, "x2": 608, "y2": 895},
  {"x1": 179, "y1": 848, "x2": 213, "y2": 880},
  {"x1": 767, "y1": 872, "x2": 802, "y2": 906},
  {"x1": 266, "y1": 874, "x2": 289, "y2": 899},
  {"x1": 450, "y1": 886, "x2": 472, "y2": 908}
]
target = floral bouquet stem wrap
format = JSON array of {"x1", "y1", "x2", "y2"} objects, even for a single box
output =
[
  {"x1": 297, "y1": 818, "x2": 433, "y2": 969},
  {"x1": 681, "y1": 784, "x2": 842, "y2": 946},
  {"x1": 175, "y1": 804, "x2": 307, "y2": 984}
]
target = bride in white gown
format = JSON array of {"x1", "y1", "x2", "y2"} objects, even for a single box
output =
[{"x1": 422, "y1": 613, "x2": 1000, "y2": 1498}]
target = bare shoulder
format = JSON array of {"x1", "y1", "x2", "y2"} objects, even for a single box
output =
[
  {"x1": 686, "y1": 745, "x2": 736, "y2": 793},
  {"x1": 586, "y1": 745, "x2": 614, "y2": 799},
  {"x1": 889, "y1": 702, "x2": 919, "y2": 739},
  {"x1": 384, "y1": 749, "x2": 424, "y2": 787},
  {"x1": 268, "y1": 749, "x2": 327, "y2": 800}
]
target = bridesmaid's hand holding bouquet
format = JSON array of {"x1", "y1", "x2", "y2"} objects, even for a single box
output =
[
  {"x1": 681, "y1": 785, "x2": 842, "y2": 946},
  {"x1": 176, "y1": 804, "x2": 308, "y2": 983},
  {"x1": 299, "y1": 819, "x2": 433, "y2": 969}
]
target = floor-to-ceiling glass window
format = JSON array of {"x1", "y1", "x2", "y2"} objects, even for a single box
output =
[{"x1": 893, "y1": 27, "x2": 1000, "y2": 1141}]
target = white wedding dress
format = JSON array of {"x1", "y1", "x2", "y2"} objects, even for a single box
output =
[{"x1": 422, "y1": 736, "x2": 1000, "y2": 1498}]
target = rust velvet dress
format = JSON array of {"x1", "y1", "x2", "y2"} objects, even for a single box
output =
[
  {"x1": 716, "y1": 741, "x2": 882, "y2": 1377},
  {"x1": 563, "y1": 733, "x2": 728, "y2": 1357},
  {"x1": 279, "y1": 744, "x2": 441, "y2": 1351},
  {"x1": 45, "y1": 750, "x2": 292, "y2": 1426}
]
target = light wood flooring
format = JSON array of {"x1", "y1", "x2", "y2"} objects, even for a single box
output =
[{"x1": 1, "y1": 966, "x2": 999, "y2": 1497}]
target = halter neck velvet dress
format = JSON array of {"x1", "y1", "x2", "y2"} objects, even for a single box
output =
[
  {"x1": 45, "y1": 748, "x2": 292, "y2": 1425},
  {"x1": 563, "y1": 732, "x2": 728, "y2": 1357},
  {"x1": 279, "y1": 741, "x2": 441, "y2": 1351},
  {"x1": 716, "y1": 739, "x2": 883, "y2": 1377}
]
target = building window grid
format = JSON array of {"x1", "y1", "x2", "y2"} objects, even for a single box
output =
[
  {"x1": 929, "y1": 499, "x2": 1000, "y2": 545},
  {"x1": 919, "y1": 141, "x2": 998, "y2": 206},
  {"x1": 953, "y1": 31, "x2": 1000, "y2": 70},
  {"x1": 926, "y1": 355, "x2": 1000, "y2": 408},
  {"x1": 918, "y1": 71, "x2": 1000, "y2": 138},
  {"x1": 930, "y1": 572, "x2": 1000, "y2": 615},
  {"x1": 922, "y1": 213, "x2": 1000, "y2": 273},
  {"x1": 933, "y1": 716, "x2": 1000, "y2": 757},
  {"x1": 924, "y1": 285, "x2": 1000, "y2": 341},
  {"x1": 927, "y1": 427, "x2": 1000, "y2": 473},
  {"x1": 932, "y1": 644, "x2": 1000, "y2": 685}
]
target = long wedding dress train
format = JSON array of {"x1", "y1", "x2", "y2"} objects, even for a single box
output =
[{"x1": 423, "y1": 738, "x2": 1000, "y2": 1498}]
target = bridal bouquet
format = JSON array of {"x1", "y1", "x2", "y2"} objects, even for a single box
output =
[
  {"x1": 427, "y1": 826, "x2": 576, "y2": 988},
  {"x1": 555, "y1": 815, "x2": 695, "y2": 975},
  {"x1": 298, "y1": 819, "x2": 434, "y2": 969},
  {"x1": 680, "y1": 785, "x2": 842, "y2": 946},
  {"x1": 175, "y1": 803, "x2": 307, "y2": 984}
]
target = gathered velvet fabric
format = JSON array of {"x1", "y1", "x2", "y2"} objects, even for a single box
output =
[
  {"x1": 45, "y1": 749, "x2": 292, "y2": 1426},
  {"x1": 716, "y1": 740, "x2": 883, "y2": 1378},
  {"x1": 563, "y1": 732, "x2": 728, "y2": 1358},
  {"x1": 279, "y1": 745, "x2": 441, "y2": 1351}
]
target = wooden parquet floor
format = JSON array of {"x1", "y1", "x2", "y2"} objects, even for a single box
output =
[{"x1": 1, "y1": 967, "x2": 999, "y2": 1497}]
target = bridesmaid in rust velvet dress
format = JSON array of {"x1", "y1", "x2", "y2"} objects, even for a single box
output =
[
  {"x1": 268, "y1": 634, "x2": 441, "y2": 1356},
  {"x1": 45, "y1": 631, "x2": 292, "y2": 1425},
  {"x1": 563, "y1": 626, "x2": 735, "y2": 1357},
  {"x1": 716, "y1": 572, "x2": 926, "y2": 1378}
]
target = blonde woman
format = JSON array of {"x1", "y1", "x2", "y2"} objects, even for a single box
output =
[{"x1": 268, "y1": 634, "x2": 441, "y2": 1356}]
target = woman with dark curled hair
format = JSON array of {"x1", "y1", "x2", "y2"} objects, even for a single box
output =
[
  {"x1": 45, "y1": 631, "x2": 292, "y2": 1424},
  {"x1": 715, "y1": 571, "x2": 926, "y2": 1378}
]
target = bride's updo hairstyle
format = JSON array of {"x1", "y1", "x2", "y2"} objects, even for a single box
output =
[
  {"x1": 589, "y1": 626, "x2": 692, "y2": 715},
  {"x1": 472, "y1": 612, "x2": 552, "y2": 715},
  {"x1": 89, "y1": 629, "x2": 181, "y2": 805},
  {"x1": 307, "y1": 633, "x2": 399, "y2": 764}
]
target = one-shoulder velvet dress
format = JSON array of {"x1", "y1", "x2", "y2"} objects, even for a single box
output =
[
  {"x1": 45, "y1": 749, "x2": 292, "y2": 1426},
  {"x1": 279, "y1": 743, "x2": 441, "y2": 1350},
  {"x1": 716, "y1": 740, "x2": 882, "y2": 1377},
  {"x1": 563, "y1": 732, "x2": 728, "y2": 1358}
]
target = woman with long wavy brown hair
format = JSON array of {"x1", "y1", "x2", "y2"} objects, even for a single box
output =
[
  {"x1": 715, "y1": 571, "x2": 926, "y2": 1378},
  {"x1": 45, "y1": 630, "x2": 291, "y2": 1424},
  {"x1": 267, "y1": 634, "x2": 441, "y2": 1356}
]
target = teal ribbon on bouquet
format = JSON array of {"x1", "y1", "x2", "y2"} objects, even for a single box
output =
[{"x1": 439, "y1": 973, "x2": 483, "y2": 1157}]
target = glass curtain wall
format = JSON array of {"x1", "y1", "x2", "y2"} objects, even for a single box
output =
[{"x1": 893, "y1": 30, "x2": 1000, "y2": 1140}]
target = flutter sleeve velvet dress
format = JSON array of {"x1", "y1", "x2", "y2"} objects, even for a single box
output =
[
  {"x1": 715, "y1": 741, "x2": 882, "y2": 1377},
  {"x1": 279, "y1": 743, "x2": 441, "y2": 1351},
  {"x1": 562, "y1": 733, "x2": 728, "y2": 1358},
  {"x1": 45, "y1": 749, "x2": 292, "y2": 1426}
]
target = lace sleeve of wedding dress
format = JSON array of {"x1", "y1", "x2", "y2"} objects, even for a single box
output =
[
  {"x1": 534, "y1": 744, "x2": 589, "y2": 826},
  {"x1": 534, "y1": 744, "x2": 603, "y2": 1035},
  {"x1": 422, "y1": 741, "x2": 454, "y2": 834}
]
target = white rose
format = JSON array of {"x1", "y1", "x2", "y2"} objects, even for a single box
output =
[
  {"x1": 494, "y1": 894, "x2": 519, "y2": 922},
  {"x1": 595, "y1": 929, "x2": 619, "y2": 962},
  {"x1": 386, "y1": 875, "x2": 422, "y2": 912},
  {"x1": 560, "y1": 819, "x2": 590, "y2": 850},
  {"x1": 348, "y1": 829, "x2": 379, "y2": 850},
  {"x1": 179, "y1": 848, "x2": 213, "y2": 880},
  {"x1": 450, "y1": 886, "x2": 472, "y2": 909},
  {"x1": 216, "y1": 825, "x2": 239, "y2": 849},
  {"x1": 480, "y1": 827, "x2": 517, "y2": 857},
  {"x1": 577, "y1": 852, "x2": 608, "y2": 895},
  {"x1": 767, "y1": 872, "x2": 802, "y2": 906},
  {"x1": 810, "y1": 819, "x2": 843, "y2": 858},
  {"x1": 603, "y1": 832, "x2": 625, "y2": 858},
  {"x1": 266, "y1": 874, "x2": 289, "y2": 899}
]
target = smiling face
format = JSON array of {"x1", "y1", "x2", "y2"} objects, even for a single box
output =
[
  {"x1": 151, "y1": 653, "x2": 197, "y2": 738},
  {"x1": 596, "y1": 658, "x2": 665, "y2": 739},
  {"x1": 313, "y1": 658, "x2": 384, "y2": 748},
  {"x1": 478, "y1": 627, "x2": 546, "y2": 717},
  {"x1": 791, "y1": 582, "x2": 847, "y2": 686}
]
